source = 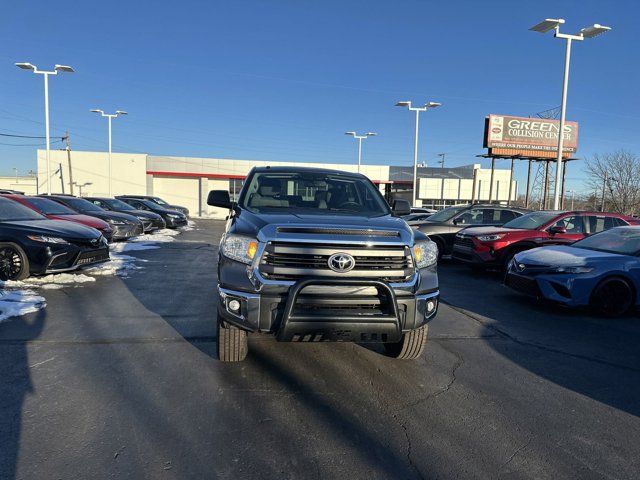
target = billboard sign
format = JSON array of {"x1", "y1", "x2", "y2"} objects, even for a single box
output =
[{"x1": 484, "y1": 114, "x2": 578, "y2": 154}]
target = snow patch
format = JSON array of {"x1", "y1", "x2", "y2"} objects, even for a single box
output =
[
  {"x1": 0, "y1": 289, "x2": 46, "y2": 323},
  {"x1": 86, "y1": 253, "x2": 142, "y2": 278}
]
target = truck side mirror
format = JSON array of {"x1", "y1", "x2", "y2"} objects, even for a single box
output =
[
  {"x1": 207, "y1": 190, "x2": 232, "y2": 209},
  {"x1": 392, "y1": 199, "x2": 411, "y2": 217}
]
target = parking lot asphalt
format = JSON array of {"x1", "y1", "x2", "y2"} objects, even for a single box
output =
[{"x1": 1, "y1": 219, "x2": 640, "y2": 480}]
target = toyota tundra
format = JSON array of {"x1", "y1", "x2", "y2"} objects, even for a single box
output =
[{"x1": 208, "y1": 166, "x2": 439, "y2": 362}]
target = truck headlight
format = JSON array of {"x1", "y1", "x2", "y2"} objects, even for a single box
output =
[
  {"x1": 220, "y1": 234, "x2": 259, "y2": 264},
  {"x1": 413, "y1": 240, "x2": 438, "y2": 268}
]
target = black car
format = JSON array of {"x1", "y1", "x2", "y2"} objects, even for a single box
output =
[
  {"x1": 117, "y1": 197, "x2": 187, "y2": 228},
  {"x1": 116, "y1": 195, "x2": 189, "y2": 217},
  {"x1": 0, "y1": 197, "x2": 109, "y2": 281},
  {"x1": 42, "y1": 195, "x2": 144, "y2": 241},
  {"x1": 415, "y1": 204, "x2": 528, "y2": 258},
  {"x1": 85, "y1": 197, "x2": 166, "y2": 232}
]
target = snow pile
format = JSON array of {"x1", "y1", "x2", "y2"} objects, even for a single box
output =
[
  {"x1": 0, "y1": 289, "x2": 46, "y2": 323},
  {"x1": 181, "y1": 221, "x2": 196, "y2": 231},
  {"x1": 1, "y1": 273, "x2": 96, "y2": 290},
  {"x1": 85, "y1": 253, "x2": 143, "y2": 278}
]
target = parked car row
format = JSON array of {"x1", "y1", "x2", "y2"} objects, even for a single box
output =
[
  {"x1": 0, "y1": 193, "x2": 189, "y2": 281},
  {"x1": 411, "y1": 204, "x2": 640, "y2": 317}
]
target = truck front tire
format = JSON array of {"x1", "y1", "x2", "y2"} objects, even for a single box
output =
[
  {"x1": 217, "y1": 315, "x2": 248, "y2": 362},
  {"x1": 384, "y1": 324, "x2": 428, "y2": 360}
]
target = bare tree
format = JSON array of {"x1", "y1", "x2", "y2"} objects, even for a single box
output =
[{"x1": 585, "y1": 150, "x2": 640, "y2": 215}]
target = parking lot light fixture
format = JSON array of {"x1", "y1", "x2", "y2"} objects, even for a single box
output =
[
  {"x1": 395, "y1": 101, "x2": 442, "y2": 207},
  {"x1": 345, "y1": 131, "x2": 377, "y2": 173},
  {"x1": 530, "y1": 18, "x2": 611, "y2": 210},
  {"x1": 91, "y1": 109, "x2": 129, "y2": 197},
  {"x1": 15, "y1": 61, "x2": 74, "y2": 195}
]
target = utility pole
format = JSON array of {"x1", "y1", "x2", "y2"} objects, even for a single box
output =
[
  {"x1": 437, "y1": 153, "x2": 446, "y2": 169},
  {"x1": 65, "y1": 131, "x2": 74, "y2": 195},
  {"x1": 58, "y1": 163, "x2": 65, "y2": 194}
]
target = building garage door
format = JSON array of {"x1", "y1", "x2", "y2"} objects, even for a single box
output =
[{"x1": 152, "y1": 176, "x2": 200, "y2": 216}]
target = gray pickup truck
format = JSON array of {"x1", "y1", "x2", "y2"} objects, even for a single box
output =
[{"x1": 208, "y1": 166, "x2": 439, "y2": 361}]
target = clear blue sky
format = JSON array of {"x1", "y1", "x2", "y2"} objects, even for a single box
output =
[{"x1": 1, "y1": 0, "x2": 638, "y2": 194}]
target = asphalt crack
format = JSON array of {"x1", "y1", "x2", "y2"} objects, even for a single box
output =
[
  {"x1": 498, "y1": 436, "x2": 533, "y2": 477},
  {"x1": 400, "y1": 342, "x2": 464, "y2": 411}
]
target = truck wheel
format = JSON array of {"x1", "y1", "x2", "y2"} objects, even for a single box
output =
[
  {"x1": 217, "y1": 315, "x2": 248, "y2": 362},
  {"x1": 384, "y1": 325, "x2": 428, "y2": 360}
]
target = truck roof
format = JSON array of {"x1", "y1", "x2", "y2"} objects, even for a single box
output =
[{"x1": 251, "y1": 166, "x2": 366, "y2": 177}]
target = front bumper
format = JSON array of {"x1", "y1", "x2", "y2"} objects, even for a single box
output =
[
  {"x1": 505, "y1": 267, "x2": 595, "y2": 307},
  {"x1": 218, "y1": 273, "x2": 439, "y2": 341},
  {"x1": 27, "y1": 241, "x2": 110, "y2": 275},
  {"x1": 452, "y1": 243, "x2": 501, "y2": 266}
]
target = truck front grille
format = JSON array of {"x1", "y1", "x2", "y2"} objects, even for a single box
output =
[{"x1": 260, "y1": 242, "x2": 414, "y2": 282}]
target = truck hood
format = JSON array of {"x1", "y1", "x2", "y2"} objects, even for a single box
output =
[{"x1": 233, "y1": 210, "x2": 415, "y2": 245}]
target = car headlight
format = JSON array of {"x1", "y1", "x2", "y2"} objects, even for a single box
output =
[
  {"x1": 477, "y1": 234, "x2": 505, "y2": 242},
  {"x1": 107, "y1": 218, "x2": 126, "y2": 226},
  {"x1": 167, "y1": 213, "x2": 181, "y2": 219},
  {"x1": 28, "y1": 235, "x2": 69, "y2": 244},
  {"x1": 413, "y1": 240, "x2": 438, "y2": 268},
  {"x1": 220, "y1": 234, "x2": 259, "y2": 264},
  {"x1": 551, "y1": 266, "x2": 594, "y2": 274}
]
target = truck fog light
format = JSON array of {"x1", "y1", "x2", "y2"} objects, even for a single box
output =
[
  {"x1": 228, "y1": 299, "x2": 241, "y2": 313},
  {"x1": 426, "y1": 300, "x2": 436, "y2": 313}
]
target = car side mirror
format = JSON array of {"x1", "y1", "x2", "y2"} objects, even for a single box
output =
[
  {"x1": 549, "y1": 225, "x2": 567, "y2": 235},
  {"x1": 207, "y1": 190, "x2": 232, "y2": 209},
  {"x1": 392, "y1": 199, "x2": 411, "y2": 217}
]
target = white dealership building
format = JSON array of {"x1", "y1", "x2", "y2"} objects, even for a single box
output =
[{"x1": 1, "y1": 150, "x2": 517, "y2": 218}]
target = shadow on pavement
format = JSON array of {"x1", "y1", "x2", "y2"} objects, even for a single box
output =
[
  {"x1": 439, "y1": 262, "x2": 640, "y2": 418},
  {"x1": 0, "y1": 310, "x2": 46, "y2": 480}
]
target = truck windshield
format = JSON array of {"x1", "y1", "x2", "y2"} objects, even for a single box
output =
[{"x1": 241, "y1": 171, "x2": 391, "y2": 216}]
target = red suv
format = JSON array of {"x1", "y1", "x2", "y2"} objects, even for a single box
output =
[{"x1": 452, "y1": 210, "x2": 640, "y2": 269}]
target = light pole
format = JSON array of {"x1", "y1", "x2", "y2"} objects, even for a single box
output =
[
  {"x1": 567, "y1": 189, "x2": 575, "y2": 210},
  {"x1": 395, "y1": 101, "x2": 441, "y2": 207},
  {"x1": 530, "y1": 18, "x2": 611, "y2": 210},
  {"x1": 437, "y1": 153, "x2": 446, "y2": 168},
  {"x1": 12, "y1": 168, "x2": 18, "y2": 184},
  {"x1": 91, "y1": 109, "x2": 128, "y2": 196},
  {"x1": 344, "y1": 131, "x2": 376, "y2": 173},
  {"x1": 15, "y1": 62, "x2": 74, "y2": 195}
]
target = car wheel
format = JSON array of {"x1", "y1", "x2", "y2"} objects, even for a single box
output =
[
  {"x1": 384, "y1": 324, "x2": 428, "y2": 360},
  {"x1": 0, "y1": 242, "x2": 30, "y2": 281},
  {"x1": 590, "y1": 278, "x2": 634, "y2": 317},
  {"x1": 217, "y1": 314, "x2": 248, "y2": 362}
]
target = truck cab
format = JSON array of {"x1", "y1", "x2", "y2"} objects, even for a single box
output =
[{"x1": 209, "y1": 166, "x2": 439, "y2": 361}]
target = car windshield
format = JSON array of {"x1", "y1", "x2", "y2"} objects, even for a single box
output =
[
  {"x1": 57, "y1": 197, "x2": 104, "y2": 212},
  {"x1": 105, "y1": 199, "x2": 136, "y2": 211},
  {"x1": 25, "y1": 197, "x2": 76, "y2": 215},
  {"x1": 502, "y1": 211, "x2": 559, "y2": 230},
  {"x1": 0, "y1": 198, "x2": 46, "y2": 221},
  {"x1": 572, "y1": 228, "x2": 640, "y2": 255},
  {"x1": 241, "y1": 171, "x2": 391, "y2": 216},
  {"x1": 426, "y1": 206, "x2": 467, "y2": 223}
]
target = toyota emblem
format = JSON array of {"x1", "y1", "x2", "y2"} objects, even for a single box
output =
[
  {"x1": 516, "y1": 263, "x2": 526, "y2": 272},
  {"x1": 328, "y1": 253, "x2": 355, "y2": 273}
]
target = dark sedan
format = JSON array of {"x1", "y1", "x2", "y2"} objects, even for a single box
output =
[
  {"x1": 85, "y1": 197, "x2": 166, "y2": 232},
  {"x1": 42, "y1": 195, "x2": 144, "y2": 241},
  {"x1": 116, "y1": 195, "x2": 189, "y2": 217},
  {"x1": 117, "y1": 197, "x2": 188, "y2": 228},
  {"x1": 415, "y1": 204, "x2": 528, "y2": 258},
  {"x1": 0, "y1": 197, "x2": 109, "y2": 281}
]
